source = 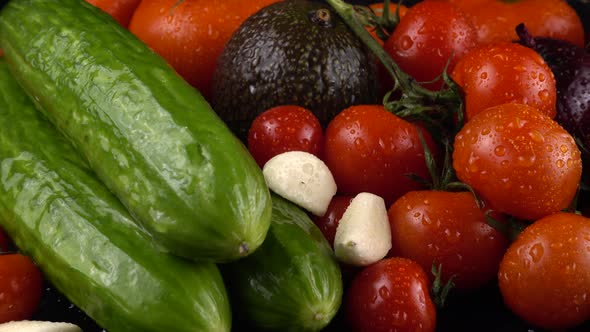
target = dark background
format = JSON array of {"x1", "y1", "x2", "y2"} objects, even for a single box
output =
[{"x1": 0, "y1": 0, "x2": 589, "y2": 331}]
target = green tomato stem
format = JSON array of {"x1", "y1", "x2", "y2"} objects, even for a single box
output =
[{"x1": 325, "y1": 0, "x2": 460, "y2": 107}]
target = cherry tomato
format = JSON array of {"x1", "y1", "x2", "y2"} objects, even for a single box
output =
[
  {"x1": 498, "y1": 212, "x2": 590, "y2": 329},
  {"x1": 452, "y1": 42, "x2": 557, "y2": 121},
  {"x1": 324, "y1": 105, "x2": 437, "y2": 206},
  {"x1": 449, "y1": 0, "x2": 585, "y2": 48},
  {"x1": 388, "y1": 191, "x2": 509, "y2": 290},
  {"x1": 384, "y1": 0, "x2": 479, "y2": 91},
  {"x1": 129, "y1": 0, "x2": 280, "y2": 99},
  {"x1": 86, "y1": 0, "x2": 141, "y2": 27},
  {"x1": 453, "y1": 103, "x2": 582, "y2": 221},
  {"x1": 312, "y1": 195, "x2": 353, "y2": 247},
  {"x1": 0, "y1": 254, "x2": 43, "y2": 323},
  {"x1": 347, "y1": 257, "x2": 436, "y2": 332},
  {"x1": 247, "y1": 105, "x2": 323, "y2": 168}
]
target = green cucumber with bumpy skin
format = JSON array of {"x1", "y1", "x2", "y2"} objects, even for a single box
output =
[
  {"x1": 0, "y1": 0, "x2": 271, "y2": 262},
  {"x1": 0, "y1": 57, "x2": 231, "y2": 332},
  {"x1": 224, "y1": 194, "x2": 343, "y2": 331}
]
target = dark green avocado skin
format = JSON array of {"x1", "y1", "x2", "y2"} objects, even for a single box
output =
[{"x1": 212, "y1": 0, "x2": 380, "y2": 140}]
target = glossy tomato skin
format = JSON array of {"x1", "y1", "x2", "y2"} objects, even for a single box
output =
[
  {"x1": 452, "y1": 42, "x2": 557, "y2": 121},
  {"x1": 312, "y1": 195, "x2": 353, "y2": 247},
  {"x1": 86, "y1": 0, "x2": 141, "y2": 27},
  {"x1": 0, "y1": 254, "x2": 43, "y2": 323},
  {"x1": 129, "y1": 0, "x2": 279, "y2": 99},
  {"x1": 453, "y1": 103, "x2": 582, "y2": 221},
  {"x1": 324, "y1": 105, "x2": 437, "y2": 206},
  {"x1": 450, "y1": 0, "x2": 584, "y2": 47},
  {"x1": 347, "y1": 257, "x2": 436, "y2": 332},
  {"x1": 388, "y1": 191, "x2": 509, "y2": 290},
  {"x1": 498, "y1": 212, "x2": 590, "y2": 329},
  {"x1": 384, "y1": 0, "x2": 479, "y2": 91},
  {"x1": 449, "y1": 0, "x2": 585, "y2": 48},
  {"x1": 247, "y1": 105, "x2": 323, "y2": 168}
]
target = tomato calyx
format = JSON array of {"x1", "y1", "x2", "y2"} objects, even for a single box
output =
[
  {"x1": 411, "y1": 130, "x2": 481, "y2": 209},
  {"x1": 326, "y1": 0, "x2": 464, "y2": 133},
  {"x1": 359, "y1": 0, "x2": 404, "y2": 42},
  {"x1": 431, "y1": 263, "x2": 455, "y2": 309}
]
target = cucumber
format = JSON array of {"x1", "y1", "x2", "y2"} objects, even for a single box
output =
[
  {"x1": 0, "y1": 58, "x2": 231, "y2": 332},
  {"x1": 0, "y1": 0, "x2": 271, "y2": 262},
  {"x1": 224, "y1": 194, "x2": 343, "y2": 331}
]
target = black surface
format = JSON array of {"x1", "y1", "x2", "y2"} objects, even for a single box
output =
[{"x1": 1, "y1": 0, "x2": 589, "y2": 331}]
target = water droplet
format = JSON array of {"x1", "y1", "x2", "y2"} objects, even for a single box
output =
[
  {"x1": 400, "y1": 35, "x2": 414, "y2": 50},
  {"x1": 445, "y1": 228, "x2": 461, "y2": 244},
  {"x1": 513, "y1": 65, "x2": 525, "y2": 72},
  {"x1": 494, "y1": 145, "x2": 506, "y2": 157},
  {"x1": 539, "y1": 73, "x2": 546, "y2": 82},
  {"x1": 560, "y1": 145, "x2": 569, "y2": 153},
  {"x1": 482, "y1": 127, "x2": 491, "y2": 135},
  {"x1": 302, "y1": 163, "x2": 314, "y2": 175},
  {"x1": 538, "y1": 89, "x2": 550, "y2": 101},
  {"x1": 528, "y1": 130, "x2": 545, "y2": 143},
  {"x1": 501, "y1": 160, "x2": 510, "y2": 167},
  {"x1": 379, "y1": 286, "x2": 390, "y2": 299},
  {"x1": 517, "y1": 154, "x2": 536, "y2": 167},
  {"x1": 546, "y1": 145, "x2": 554, "y2": 152},
  {"x1": 556, "y1": 159, "x2": 565, "y2": 168},
  {"x1": 528, "y1": 243, "x2": 544, "y2": 263},
  {"x1": 480, "y1": 72, "x2": 488, "y2": 80}
]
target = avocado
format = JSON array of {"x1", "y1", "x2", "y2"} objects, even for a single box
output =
[{"x1": 211, "y1": 0, "x2": 380, "y2": 141}]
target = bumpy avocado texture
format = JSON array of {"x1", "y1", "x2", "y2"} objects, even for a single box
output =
[{"x1": 212, "y1": 0, "x2": 380, "y2": 141}]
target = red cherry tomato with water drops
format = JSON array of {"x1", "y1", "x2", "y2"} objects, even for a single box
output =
[
  {"x1": 312, "y1": 195, "x2": 353, "y2": 247},
  {"x1": 129, "y1": 0, "x2": 280, "y2": 98},
  {"x1": 451, "y1": 42, "x2": 557, "y2": 121},
  {"x1": 499, "y1": 212, "x2": 590, "y2": 330},
  {"x1": 384, "y1": 0, "x2": 479, "y2": 90},
  {"x1": 449, "y1": 0, "x2": 586, "y2": 48},
  {"x1": 85, "y1": 0, "x2": 141, "y2": 27},
  {"x1": 347, "y1": 257, "x2": 436, "y2": 332},
  {"x1": 0, "y1": 254, "x2": 43, "y2": 323},
  {"x1": 453, "y1": 103, "x2": 582, "y2": 221},
  {"x1": 388, "y1": 190, "x2": 509, "y2": 290},
  {"x1": 248, "y1": 105, "x2": 323, "y2": 168},
  {"x1": 324, "y1": 105, "x2": 437, "y2": 206}
]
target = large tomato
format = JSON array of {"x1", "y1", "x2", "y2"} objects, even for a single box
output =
[
  {"x1": 388, "y1": 190, "x2": 509, "y2": 290},
  {"x1": 384, "y1": 0, "x2": 479, "y2": 91},
  {"x1": 129, "y1": 0, "x2": 280, "y2": 99},
  {"x1": 0, "y1": 254, "x2": 43, "y2": 323},
  {"x1": 499, "y1": 212, "x2": 590, "y2": 329},
  {"x1": 448, "y1": 0, "x2": 585, "y2": 48},
  {"x1": 85, "y1": 0, "x2": 141, "y2": 27},
  {"x1": 451, "y1": 42, "x2": 557, "y2": 121},
  {"x1": 323, "y1": 105, "x2": 438, "y2": 206},
  {"x1": 453, "y1": 103, "x2": 582, "y2": 221},
  {"x1": 346, "y1": 257, "x2": 437, "y2": 332}
]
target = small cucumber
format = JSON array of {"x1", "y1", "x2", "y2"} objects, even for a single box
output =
[
  {"x1": 0, "y1": 58, "x2": 231, "y2": 332},
  {"x1": 224, "y1": 194, "x2": 343, "y2": 331},
  {"x1": 0, "y1": 0, "x2": 271, "y2": 262}
]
